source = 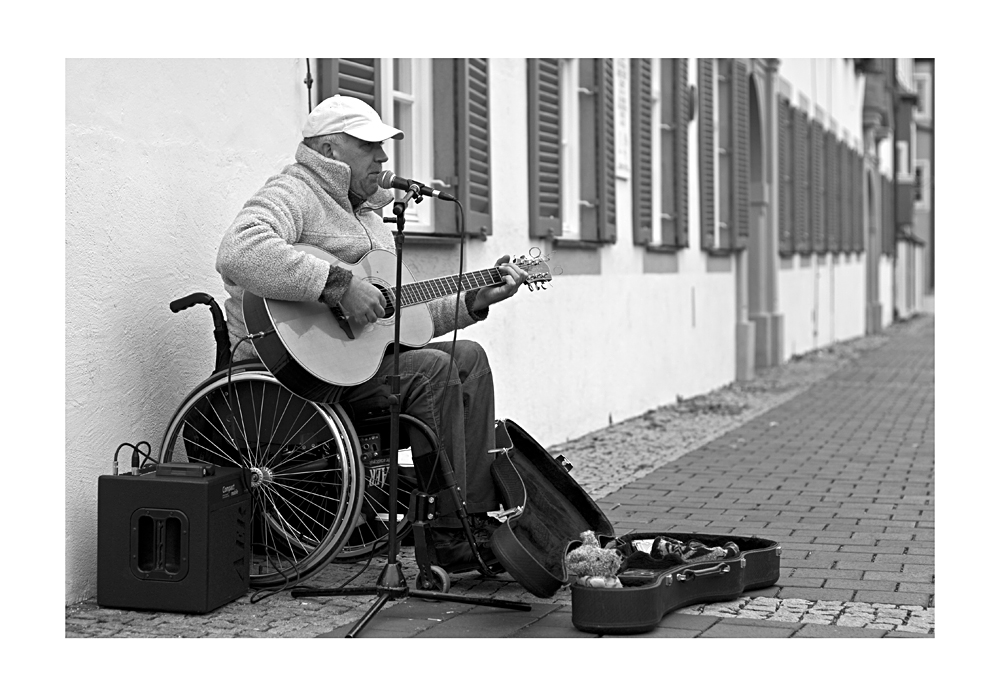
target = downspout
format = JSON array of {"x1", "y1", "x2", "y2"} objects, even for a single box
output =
[{"x1": 891, "y1": 58, "x2": 898, "y2": 322}]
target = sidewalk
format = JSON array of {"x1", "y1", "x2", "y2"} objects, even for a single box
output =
[{"x1": 66, "y1": 315, "x2": 934, "y2": 638}]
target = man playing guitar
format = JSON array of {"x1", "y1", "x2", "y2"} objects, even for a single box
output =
[{"x1": 216, "y1": 95, "x2": 528, "y2": 568}]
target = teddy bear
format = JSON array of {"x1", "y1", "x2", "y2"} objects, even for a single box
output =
[{"x1": 564, "y1": 530, "x2": 623, "y2": 588}]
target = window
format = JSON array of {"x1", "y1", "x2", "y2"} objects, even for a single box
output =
[
  {"x1": 914, "y1": 73, "x2": 932, "y2": 120},
  {"x1": 528, "y1": 58, "x2": 616, "y2": 243},
  {"x1": 314, "y1": 58, "x2": 492, "y2": 237},
  {"x1": 839, "y1": 140, "x2": 851, "y2": 253},
  {"x1": 630, "y1": 58, "x2": 689, "y2": 249},
  {"x1": 792, "y1": 101, "x2": 812, "y2": 254},
  {"x1": 811, "y1": 112, "x2": 825, "y2": 253},
  {"x1": 882, "y1": 173, "x2": 895, "y2": 255},
  {"x1": 914, "y1": 159, "x2": 929, "y2": 209},
  {"x1": 698, "y1": 58, "x2": 749, "y2": 253},
  {"x1": 825, "y1": 127, "x2": 840, "y2": 253},
  {"x1": 384, "y1": 59, "x2": 432, "y2": 230},
  {"x1": 778, "y1": 94, "x2": 793, "y2": 256}
]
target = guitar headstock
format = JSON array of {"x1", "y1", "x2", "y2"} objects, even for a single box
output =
[{"x1": 512, "y1": 249, "x2": 553, "y2": 291}]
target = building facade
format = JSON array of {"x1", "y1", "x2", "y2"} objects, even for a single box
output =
[{"x1": 65, "y1": 58, "x2": 924, "y2": 603}]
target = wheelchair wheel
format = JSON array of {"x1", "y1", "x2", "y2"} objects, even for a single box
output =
[
  {"x1": 159, "y1": 367, "x2": 365, "y2": 588},
  {"x1": 334, "y1": 452, "x2": 414, "y2": 560}
]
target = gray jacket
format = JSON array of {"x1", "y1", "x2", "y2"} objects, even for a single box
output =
[{"x1": 216, "y1": 143, "x2": 483, "y2": 360}]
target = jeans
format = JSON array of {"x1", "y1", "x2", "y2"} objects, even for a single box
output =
[{"x1": 340, "y1": 339, "x2": 498, "y2": 517}]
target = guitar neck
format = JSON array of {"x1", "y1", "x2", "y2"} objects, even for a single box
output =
[{"x1": 399, "y1": 267, "x2": 506, "y2": 307}]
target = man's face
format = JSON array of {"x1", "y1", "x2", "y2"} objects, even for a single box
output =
[{"x1": 325, "y1": 133, "x2": 388, "y2": 199}]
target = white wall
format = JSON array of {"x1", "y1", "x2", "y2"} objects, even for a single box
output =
[{"x1": 66, "y1": 59, "x2": 309, "y2": 603}]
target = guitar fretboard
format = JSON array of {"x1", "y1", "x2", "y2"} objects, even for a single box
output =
[{"x1": 397, "y1": 267, "x2": 507, "y2": 307}]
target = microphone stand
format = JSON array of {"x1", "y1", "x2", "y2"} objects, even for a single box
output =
[{"x1": 292, "y1": 186, "x2": 530, "y2": 637}]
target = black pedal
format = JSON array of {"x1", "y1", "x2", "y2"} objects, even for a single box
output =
[{"x1": 97, "y1": 466, "x2": 250, "y2": 614}]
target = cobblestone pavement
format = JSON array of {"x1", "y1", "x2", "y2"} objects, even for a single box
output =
[{"x1": 65, "y1": 314, "x2": 934, "y2": 639}]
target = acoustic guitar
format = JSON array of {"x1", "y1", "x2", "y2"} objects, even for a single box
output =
[{"x1": 243, "y1": 244, "x2": 552, "y2": 402}]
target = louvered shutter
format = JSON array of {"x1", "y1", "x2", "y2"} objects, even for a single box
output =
[
  {"x1": 778, "y1": 96, "x2": 793, "y2": 255},
  {"x1": 698, "y1": 59, "x2": 715, "y2": 251},
  {"x1": 631, "y1": 58, "x2": 653, "y2": 245},
  {"x1": 733, "y1": 60, "x2": 750, "y2": 251},
  {"x1": 846, "y1": 147, "x2": 855, "y2": 252},
  {"x1": 432, "y1": 59, "x2": 492, "y2": 236},
  {"x1": 840, "y1": 141, "x2": 850, "y2": 253},
  {"x1": 676, "y1": 59, "x2": 689, "y2": 248},
  {"x1": 855, "y1": 152, "x2": 864, "y2": 252},
  {"x1": 826, "y1": 131, "x2": 839, "y2": 253},
  {"x1": 793, "y1": 108, "x2": 809, "y2": 253},
  {"x1": 599, "y1": 58, "x2": 617, "y2": 242},
  {"x1": 527, "y1": 58, "x2": 562, "y2": 239},
  {"x1": 882, "y1": 176, "x2": 896, "y2": 256},
  {"x1": 811, "y1": 119, "x2": 824, "y2": 253},
  {"x1": 660, "y1": 59, "x2": 679, "y2": 246},
  {"x1": 315, "y1": 59, "x2": 381, "y2": 113},
  {"x1": 579, "y1": 58, "x2": 616, "y2": 243}
]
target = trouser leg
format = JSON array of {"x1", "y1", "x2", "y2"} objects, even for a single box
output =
[{"x1": 341, "y1": 339, "x2": 498, "y2": 516}]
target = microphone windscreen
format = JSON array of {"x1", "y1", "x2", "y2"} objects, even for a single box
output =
[{"x1": 377, "y1": 170, "x2": 396, "y2": 189}]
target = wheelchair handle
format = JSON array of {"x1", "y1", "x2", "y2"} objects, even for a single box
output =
[
  {"x1": 169, "y1": 292, "x2": 232, "y2": 372},
  {"x1": 170, "y1": 292, "x2": 217, "y2": 314}
]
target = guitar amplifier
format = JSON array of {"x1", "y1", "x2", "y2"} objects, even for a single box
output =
[{"x1": 97, "y1": 466, "x2": 251, "y2": 614}]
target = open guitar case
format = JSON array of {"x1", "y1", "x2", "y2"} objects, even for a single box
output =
[{"x1": 489, "y1": 419, "x2": 781, "y2": 635}]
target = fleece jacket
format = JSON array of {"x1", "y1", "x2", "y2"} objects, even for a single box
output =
[{"x1": 216, "y1": 143, "x2": 483, "y2": 361}]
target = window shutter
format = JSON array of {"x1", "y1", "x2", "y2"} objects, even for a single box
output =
[
  {"x1": 882, "y1": 176, "x2": 896, "y2": 256},
  {"x1": 461, "y1": 59, "x2": 491, "y2": 235},
  {"x1": 432, "y1": 59, "x2": 492, "y2": 237},
  {"x1": 840, "y1": 141, "x2": 850, "y2": 253},
  {"x1": 675, "y1": 59, "x2": 689, "y2": 248},
  {"x1": 698, "y1": 58, "x2": 715, "y2": 251},
  {"x1": 599, "y1": 58, "x2": 617, "y2": 243},
  {"x1": 527, "y1": 58, "x2": 562, "y2": 239},
  {"x1": 855, "y1": 151, "x2": 864, "y2": 252},
  {"x1": 733, "y1": 60, "x2": 750, "y2": 251},
  {"x1": 778, "y1": 96, "x2": 793, "y2": 255},
  {"x1": 579, "y1": 58, "x2": 617, "y2": 243},
  {"x1": 315, "y1": 58, "x2": 381, "y2": 113},
  {"x1": 631, "y1": 58, "x2": 653, "y2": 246},
  {"x1": 811, "y1": 119, "x2": 824, "y2": 253},
  {"x1": 793, "y1": 108, "x2": 809, "y2": 253},
  {"x1": 846, "y1": 147, "x2": 855, "y2": 252},
  {"x1": 826, "y1": 131, "x2": 839, "y2": 253}
]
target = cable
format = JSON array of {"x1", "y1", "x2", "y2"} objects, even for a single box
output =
[{"x1": 112, "y1": 441, "x2": 159, "y2": 476}]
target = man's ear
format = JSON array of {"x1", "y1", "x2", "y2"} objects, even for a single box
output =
[{"x1": 321, "y1": 139, "x2": 337, "y2": 159}]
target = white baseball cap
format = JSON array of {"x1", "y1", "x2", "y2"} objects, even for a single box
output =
[{"x1": 302, "y1": 95, "x2": 404, "y2": 142}]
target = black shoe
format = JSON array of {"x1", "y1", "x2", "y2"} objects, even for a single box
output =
[{"x1": 429, "y1": 517, "x2": 500, "y2": 572}]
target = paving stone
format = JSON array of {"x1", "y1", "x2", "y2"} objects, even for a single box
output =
[
  {"x1": 854, "y1": 591, "x2": 930, "y2": 606},
  {"x1": 701, "y1": 622, "x2": 801, "y2": 638},
  {"x1": 796, "y1": 624, "x2": 889, "y2": 638}
]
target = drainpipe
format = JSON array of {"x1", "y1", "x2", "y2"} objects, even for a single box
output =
[{"x1": 890, "y1": 58, "x2": 898, "y2": 322}]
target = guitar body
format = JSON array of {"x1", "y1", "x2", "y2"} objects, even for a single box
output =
[{"x1": 243, "y1": 245, "x2": 435, "y2": 401}]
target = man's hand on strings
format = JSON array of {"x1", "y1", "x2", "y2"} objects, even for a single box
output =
[{"x1": 472, "y1": 255, "x2": 528, "y2": 311}]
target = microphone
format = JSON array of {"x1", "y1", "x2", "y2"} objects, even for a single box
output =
[{"x1": 377, "y1": 170, "x2": 456, "y2": 201}]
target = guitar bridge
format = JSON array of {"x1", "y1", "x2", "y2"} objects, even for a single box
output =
[{"x1": 330, "y1": 306, "x2": 356, "y2": 339}]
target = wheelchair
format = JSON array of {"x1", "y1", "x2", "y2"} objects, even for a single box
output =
[{"x1": 158, "y1": 292, "x2": 496, "y2": 593}]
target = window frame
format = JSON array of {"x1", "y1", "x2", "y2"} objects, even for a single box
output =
[{"x1": 379, "y1": 58, "x2": 434, "y2": 231}]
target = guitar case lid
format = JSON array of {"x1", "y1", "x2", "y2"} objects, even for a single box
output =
[{"x1": 490, "y1": 419, "x2": 614, "y2": 599}]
